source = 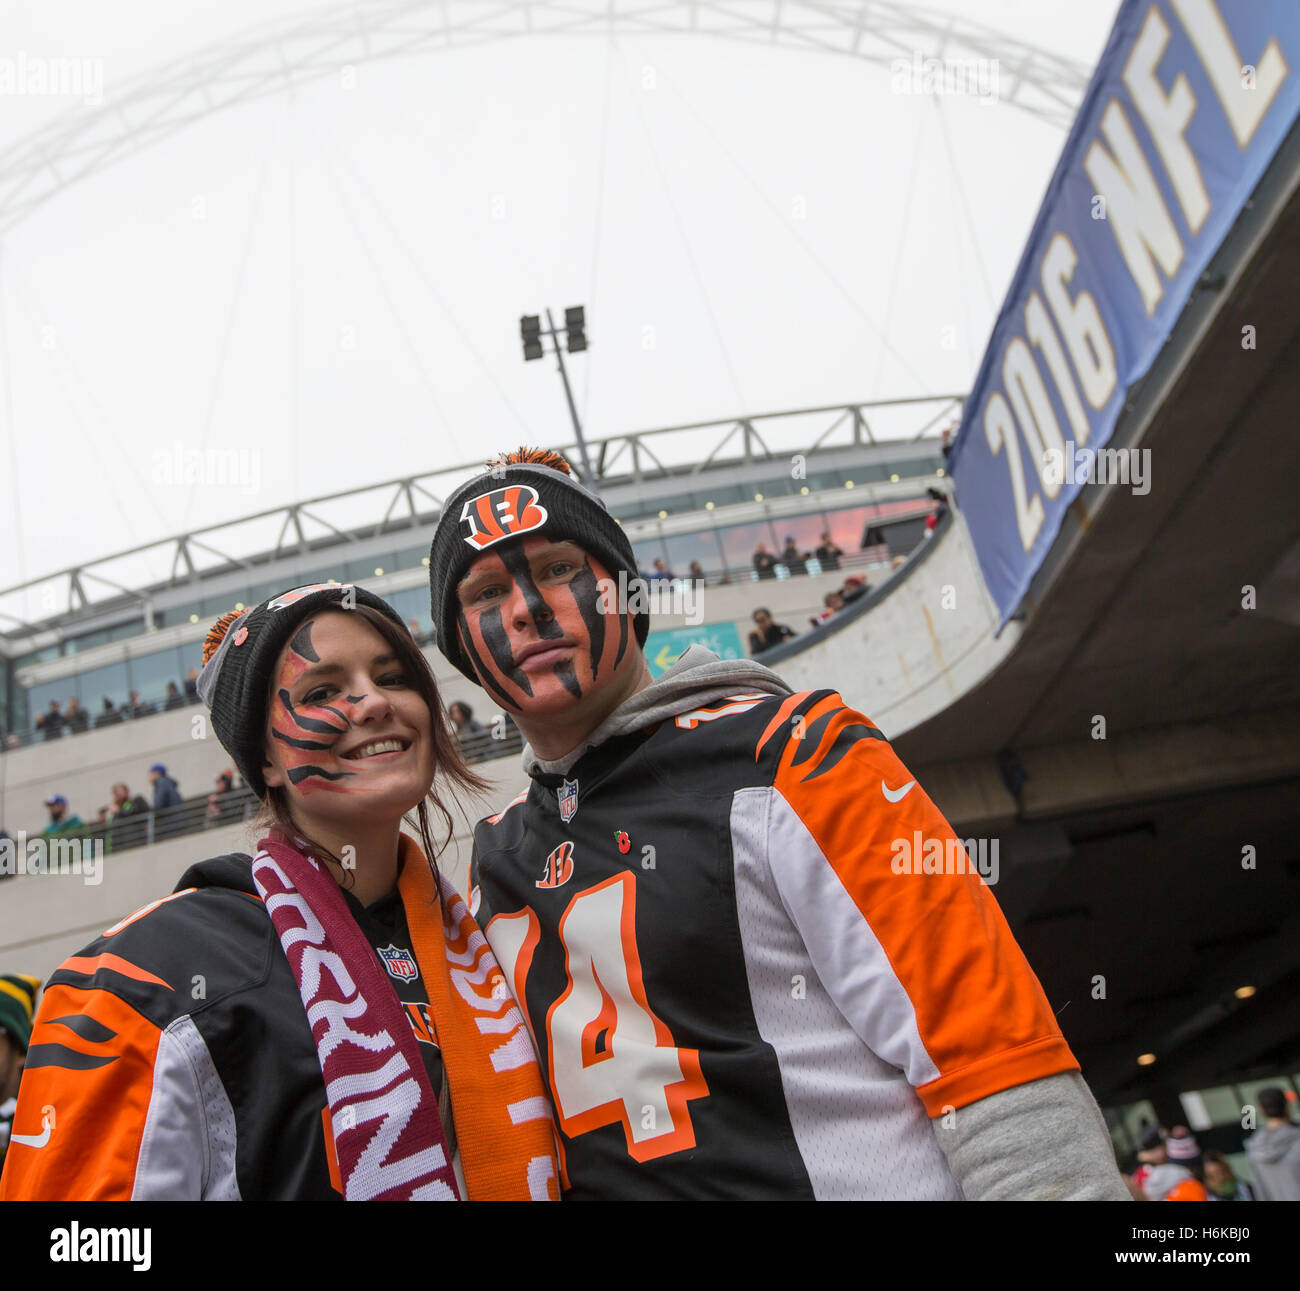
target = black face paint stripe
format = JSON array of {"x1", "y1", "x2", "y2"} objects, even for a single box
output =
[
  {"x1": 290, "y1": 622, "x2": 319, "y2": 662},
  {"x1": 287, "y1": 765, "x2": 354, "y2": 784},
  {"x1": 553, "y1": 658, "x2": 582, "y2": 700},
  {"x1": 277, "y1": 689, "x2": 347, "y2": 735},
  {"x1": 569, "y1": 558, "x2": 604, "y2": 681},
  {"x1": 272, "y1": 729, "x2": 333, "y2": 751},
  {"x1": 613, "y1": 604, "x2": 629, "y2": 670},
  {"x1": 500, "y1": 545, "x2": 565, "y2": 640},
  {"x1": 345, "y1": 695, "x2": 365, "y2": 704},
  {"x1": 320, "y1": 703, "x2": 351, "y2": 724},
  {"x1": 457, "y1": 609, "x2": 524, "y2": 711},
  {"x1": 480, "y1": 604, "x2": 534, "y2": 698}
]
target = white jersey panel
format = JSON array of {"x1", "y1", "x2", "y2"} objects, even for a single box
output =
[{"x1": 729, "y1": 786, "x2": 961, "y2": 1200}]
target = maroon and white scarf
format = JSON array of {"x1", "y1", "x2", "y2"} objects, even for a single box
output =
[{"x1": 252, "y1": 834, "x2": 460, "y2": 1200}]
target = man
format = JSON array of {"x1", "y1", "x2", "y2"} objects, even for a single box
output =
[
  {"x1": 428, "y1": 446, "x2": 1129, "y2": 1200},
  {"x1": 814, "y1": 531, "x2": 843, "y2": 572},
  {"x1": 0, "y1": 975, "x2": 41, "y2": 1171},
  {"x1": 35, "y1": 700, "x2": 64, "y2": 741},
  {"x1": 108, "y1": 782, "x2": 152, "y2": 851},
  {"x1": 751, "y1": 542, "x2": 777, "y2": 580},
  {"x1": 1245, "y1": 1086, "x2": 1300, "y2": 1200},
  {"x1": 40, "y1": 795, "x2": 83, "y2": 837},
  {"x1": 63, "y1": 698, "x2": 89, "y2": 733},
  {"x1": 149, "y1": 763, "x2": 184, "y2": 840},
  {"x1": 778, "y1": 537, "x2": 807, "y2": 577},
  {"x1": 748, "y1": 607, "x2": 795, "y2": 655}
]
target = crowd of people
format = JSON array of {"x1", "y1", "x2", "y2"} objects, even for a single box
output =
[
  {"x1": 1120, "y1": 1098, "x2": 1300, "y2": 1201},
  {"x1": 12, "y1": 670, "x2": 203, "y2": 750},
  {"x1": 0, "y1": 764, "x2": 244, "y2": 866}
]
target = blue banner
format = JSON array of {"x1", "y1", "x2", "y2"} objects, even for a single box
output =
[{"x1": 950, "y1": 0, "x2": 1300, "y2": 623}]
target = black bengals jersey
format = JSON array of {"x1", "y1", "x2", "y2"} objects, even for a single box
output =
[{"x1": 470, "y1": 689, "x2": 1078, "y2": 1199}]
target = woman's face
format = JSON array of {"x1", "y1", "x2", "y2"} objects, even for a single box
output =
[{"x1": 262, "y1": 611, "x2": 434, "y2": 837}]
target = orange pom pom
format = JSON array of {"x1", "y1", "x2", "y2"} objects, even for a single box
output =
[
  {"x1": 202, "y1": 610, "x2": 245, "y2": 667},
  {"x1": 485, "y1": 446, "x2": 573, "y2": 477}
]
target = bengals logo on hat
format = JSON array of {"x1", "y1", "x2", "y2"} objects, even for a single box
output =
[
  {"x1": 267, "y1": 582, "x2": 351, "y2": 611},
  {"x1": 460, "y1": 485, "x2": 548, "y2": 551}
]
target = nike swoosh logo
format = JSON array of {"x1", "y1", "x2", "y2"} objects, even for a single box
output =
[
  {"x1": 881, "y1": 779, "x2": 917, "y2": 803},
  {"x1": 11, "y1": 1115, "x2": 52, "y2": 1149}
]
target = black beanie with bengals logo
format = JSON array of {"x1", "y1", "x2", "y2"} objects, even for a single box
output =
[
  {"x1": 196, "y1": 582, "x2": 409, "y2": 798},
  {"x1": 428, "y1": 451, "x2": 649, "y2": 684}
]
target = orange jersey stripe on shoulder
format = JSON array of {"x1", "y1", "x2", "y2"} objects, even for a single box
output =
[
  {"x1": 61, "y1": 953, "x2": 173, "y2": 992},
  {"x1": 0, "y1": 983, "x2": 164, "y2": 1200},
  {"x1": 771, "y1": 698, "x2": 1076, "y2": 1111}
]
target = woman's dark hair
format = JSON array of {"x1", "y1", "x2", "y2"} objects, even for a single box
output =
[
  {"x1": 256, "y1": 605, "x2": 488, "y2": 885},
  {"x1": 449, "y1": 700, "x2": 473, "y2": 723}
]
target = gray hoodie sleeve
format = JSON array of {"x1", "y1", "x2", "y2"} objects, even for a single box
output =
[{"x1": 930, "y1": 1070, "x2": 1132, "y2": 1200}]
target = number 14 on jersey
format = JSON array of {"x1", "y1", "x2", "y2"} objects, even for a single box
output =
[{"x1": 489, "y1": 872, "x2": 709, "y2": 1161}]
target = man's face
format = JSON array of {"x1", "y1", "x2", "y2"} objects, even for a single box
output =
[
  {"x1": 754, "y1": 611, "x2": 772, "y2": 632},
  {"x1": 112, "y1": 784, "x2": 128, "y2": 806},
  {"x1": 47, "y1": 801, "x2": 64, "y2": 821},
  {"x1": 456, "y1": 536, "x2": 636, "y2": 719}
]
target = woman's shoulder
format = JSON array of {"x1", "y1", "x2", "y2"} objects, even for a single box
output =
[{"x1": 47, "y1": 853, "x2": 278, "y2": 1022}]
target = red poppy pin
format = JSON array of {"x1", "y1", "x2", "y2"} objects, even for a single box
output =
[
  {"x1": 616, "y1": 830, "x2": 630, "y2": 854},
  {"x1": 233, "y1": 627, "x2": 248, "y2": 646}
]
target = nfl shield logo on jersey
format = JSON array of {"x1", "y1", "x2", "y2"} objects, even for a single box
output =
[
  {"x1": 377, "y1": 944, "x2": 419, "y2": 981},
  {"x1": 558, "y1": 778, "x2": 579, "y2": 823}
]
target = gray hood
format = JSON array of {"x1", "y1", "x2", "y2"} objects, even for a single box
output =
[{"x1": 523, "y1": 645, "x2": 793, "y2": 778}]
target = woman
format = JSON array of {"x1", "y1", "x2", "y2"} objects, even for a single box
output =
[
  {"x1": 0, "y1": 582, "x2": 557, "y2": 1201},
  {"x1": 448, "y1": 700, "x2": 484, "y2": 741}
]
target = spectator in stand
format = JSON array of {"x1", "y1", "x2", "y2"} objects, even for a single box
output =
[
  {"x1": 815, "y1": 531, "x2": 843, "y2": 572},
  {"x1": 205, "y1": 770, "x2": 239, "y2": 829},
  {"x1": 651, "y1": 559, "x2": 674, "y2": 581},
  {"x1": 752, "y1": 543, "x2": 778, "y2": 580},
  {"x1": 164, "y1": 682, "x2": 185, "y2": 710},
  {"x1": 95, "y1": 697, "x2": 124, "y2": 728},
  {"x1": 840, "y1": 574, "x2": 869, "y2": 605},
  {"x1": 747, "y1": 607, "x2": 796, "y2": 656},
  {"x1": 184, "y1": 668, "x2": 201, "y2": 703},
  {"x1": 149, "y1": 764, "x2": 183, "y2": 809},
  {"x1": 108, "y1": 782, "x2": 152, "y2": 850},
  {"x1": 688, "y1": 560, "x2": 706, "y2": 583},
  {"x1": 811, "y1": 590, "x2": 845, "y2": 628},
  {"x1": 129, "y1": 690, "x2": 157, "y2": 718},
  {"x1": 35, "y1": 700, "x2": 65, "y2": 741},
  {"x1": 64, "y1": 698, "x2": 89, "y2": 734},
  {"x1": 0, "y1": 974, "x2": 41, "y2": 1172},
  {"x1": 448, "y1": 700, "x2": 485, "y2": 747},
  {"x1": 40, "y1": 795, "x2": 83, "y2": 837},
  {"x1": 1203, "y1": 1150, "x2": 1255, "y2": 1201},
  {"x1": 1245, "y1": 1086, "x2": 1300, "y2": 1200},
  {"x1": 779, "y1": 537, "x2": 808, "y2": 577},
  {"x1": 149, "y1": 764, "x2": 184, "y2": 841},
  {"x1": 407, "y1": 619, "x2": 430, "y2": 647}
]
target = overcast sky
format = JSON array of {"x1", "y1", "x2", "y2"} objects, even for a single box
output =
[{"x1": 0, "y1": 0, "x2": 1120, "y2": 624}]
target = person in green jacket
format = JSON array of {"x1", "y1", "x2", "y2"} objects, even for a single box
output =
[{"x1": 39, "y1": 794, "x2": 83, "y2": 836}]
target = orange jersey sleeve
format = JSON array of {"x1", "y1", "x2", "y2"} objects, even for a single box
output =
[
  {"x1": 763, "y1": 691, "x2": 1078, "y2": 1115},
  {"x1": 0, "y1": 977, "x2": 165, "y2": 1200}
]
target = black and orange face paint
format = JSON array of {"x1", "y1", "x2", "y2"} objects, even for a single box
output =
[
  {"x1": 265, "y1": 618, "x2": 378, "y2": 796},
  {"x1": 456, "y1": 536, "x2": 633, "y2": 715}
]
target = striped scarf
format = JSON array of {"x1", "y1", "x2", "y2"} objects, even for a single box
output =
[{"x1": 252, "y1": 832, "x2": 557, "y2": 1200}]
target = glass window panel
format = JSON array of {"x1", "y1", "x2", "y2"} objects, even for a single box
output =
[
  {"x1": 663, "y1": 529, "x2": 722, "y2": 577},
  {"x1": 630, "y1": 538, "x2": 665, "y2": 573},
  {"x1": 819, "y1": 505, "x2": 875, "y2": 555},
  {"x1": 692, "y1": 484, "x2": 746, "y2": 510},
  {"x1": 1194, "y1": 1085, "x2": 1243, "y2": 1127},
  {"x1": 717, "y1": 521, "x2": 778, "y2": 573},
  {"x1": 110, "y1": 620, "x2": 145, "y2": 642},
  {"x1": 395, "y1": 545, "x2": 428, "y2": 570},
  {"x1": 127, "y1": 646, "x2": 185, "y2": 709},
  {"x1": 74, "y1": 660, "x2": 133, "y2": 722},
  {"x1": 66, "y1": 628, "x2": 111, "y2": 655},
  {"x1": 15, "y1": 644, "x2": 63, "y2": 667}
]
